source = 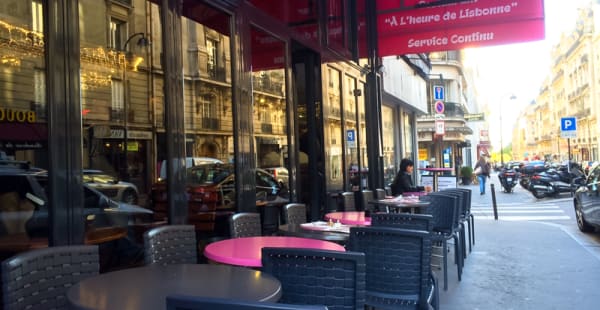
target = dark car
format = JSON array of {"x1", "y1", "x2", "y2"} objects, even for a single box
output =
[
  {"x1": 0, "y1": 160, "x2": 152, "y2": 239},
  {"x1": 574, "y1": 162, "x2": 600, "y2": 232}
]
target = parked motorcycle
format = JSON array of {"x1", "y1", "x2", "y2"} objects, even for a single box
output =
[
  {"x1": 518, "y1": 160, "x2": 547, "y2": 191},
  {"x1": 498, "y1": 167, "x2": 519, "y2": 193},
  {"x1": 528, "y1": 164, "x2": 585, "y2": 199}
]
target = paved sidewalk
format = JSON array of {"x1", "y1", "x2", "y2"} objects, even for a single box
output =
[{"x1": 438, "y1": 185, "x2": 600, "y2": 309}]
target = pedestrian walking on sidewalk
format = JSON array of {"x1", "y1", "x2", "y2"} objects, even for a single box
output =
[{"x1": 474, "y1": 154, "x2": 491, "y2": 195}]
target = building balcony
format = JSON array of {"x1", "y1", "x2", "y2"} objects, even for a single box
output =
[{"x1": 201, "y1": 117, "x2": 220, "y2": 130}]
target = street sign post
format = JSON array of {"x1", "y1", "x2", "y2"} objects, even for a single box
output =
[
  {"x1": 560, "y1": 117, "x2": 577, "y2": 138},
  {"x1": 434, "y1": 100, "x2": 445, "y2": 114}
]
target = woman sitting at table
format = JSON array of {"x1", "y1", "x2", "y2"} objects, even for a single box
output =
[{"x1": 391, "y1": 158, "x2": 425, "y2": 196}]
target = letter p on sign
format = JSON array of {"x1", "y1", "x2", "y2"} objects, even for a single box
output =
[{"x1": 560, "y1": 117, "x2": 577, "y2": 138}]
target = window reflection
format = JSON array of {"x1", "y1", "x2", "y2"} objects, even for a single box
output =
[
  {"x1": 0, "y1": 0, "x2": 49, "y2": 256},
  {"x1": 251, "y1": 28, "x2": 289, "y2": 189},
  {"x1": 381, "y1": 105, "x2": 396, "y2": 185},
  {"x1": 325, "y1": 67, "x2": 343, "y2": 190}
]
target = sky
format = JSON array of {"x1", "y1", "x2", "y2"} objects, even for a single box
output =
[{"x1": 464, "y1": 0, "x2": 590, "y2": 151}]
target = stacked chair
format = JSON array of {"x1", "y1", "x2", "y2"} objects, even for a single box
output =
[
  {"x1": 2, "y1": 245, "x2": 99, "y2": 310},
  {"x1": 143, "y1": 225, "x2": 198, "y2": 265},
  {"x1": 421, "y1": 192, "x2": 462, "y2": 290},
  {"x1": 261, "y1": 248, "x2": 366, "y2": 310}
]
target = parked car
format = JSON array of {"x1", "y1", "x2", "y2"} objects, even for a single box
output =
[
  {"x1": 263, "y1": 167, "x2": 289, "y2": 187},
  {"x1": 574, "y1": 162, "x2": 600, "y2": 232},
  {"x1": 158, "y1": 157, "x2": 223, "y2": 181},
  {"x1": 150, "y1": 163, "x2": 289, "y2": 229},
  {"x1": 83, "y1": 169, "x2": 139, "y2": 204},
  {"x1": 0, "y1": 160, "x2": 153, "y2": 240}
]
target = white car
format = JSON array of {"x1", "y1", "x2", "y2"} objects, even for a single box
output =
[{"x1": 83, "y1": 170, "x2": 139, "y2": 204}]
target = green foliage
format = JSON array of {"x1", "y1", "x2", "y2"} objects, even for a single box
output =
[{"x1": 460, "y1": 166, "x2": 473, "y2": 178}]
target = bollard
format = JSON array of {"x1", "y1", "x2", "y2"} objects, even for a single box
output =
[{"x1": 490, "y1": 183, "x2": 498, "y2": 220}]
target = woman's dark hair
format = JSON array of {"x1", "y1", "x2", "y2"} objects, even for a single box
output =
[{"x1": 399, "y1": 158, "x2": 414, "y2": 172}]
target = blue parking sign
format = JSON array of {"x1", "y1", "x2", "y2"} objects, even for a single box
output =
[{"x1": 560, "y1": 117, "x2": 577, "y2": 138}]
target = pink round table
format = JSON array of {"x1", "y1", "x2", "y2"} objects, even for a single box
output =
[
  {"x1": 324, "y1": 211, "x2": 371, "y2": 226},
  {"x1": 204, "y1": 236, "x2": 346, "y2": 267}
]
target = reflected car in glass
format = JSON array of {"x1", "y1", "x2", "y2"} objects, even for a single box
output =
[
  {"x1": 263, "y1": 167, "x2": 289, "y2": 187},
  {"x1": 0, "y1": 160, "x2": 153, "y2": 241},
  {"x1": 83, "y1": 169, "x2": 139, "y2": 204},
  {"x1": 150, "y1": 163, "x2": 288, "y2": 226},
  {"x1": 574, "y1": 162, "x2": 600, "y2": 233}
]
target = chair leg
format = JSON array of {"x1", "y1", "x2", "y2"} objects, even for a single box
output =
[
  {"x1": 442, "y1": 240, "x2": 448, "y2": 290},
  {"x1": 467, "y1": 219, "x2": 473, "y2": 252},
  {"x1": 470, "y1": 214, "x2": 475, "y2": 245},
  {"x1": 453, "y1": 234, "x2": 462, "y2": 281}
]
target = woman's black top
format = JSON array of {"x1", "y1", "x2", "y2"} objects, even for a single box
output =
[{"x1": 391, "y1": 171, "x2": 424, "y2": 196}]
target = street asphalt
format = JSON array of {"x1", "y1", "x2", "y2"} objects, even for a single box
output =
[{"x1": 438, "y1": 182, "x2": 600, "y2": 309}]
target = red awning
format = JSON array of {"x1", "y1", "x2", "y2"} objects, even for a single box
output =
[
  {"x1": 249, "y1": 0, "x2": 545, "y2": 57},
  {"x1": 0, "y1": 123, "x2": 48, "y2": 142}
]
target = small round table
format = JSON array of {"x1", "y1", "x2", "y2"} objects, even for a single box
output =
[
  {"x1": 278, "y1": 224, "x2": 349, "y2": 244},
  {"x1": 204, "y1": 236, "x2": 345, "y2": 267},
  {"x1": 324, "y1": 211, "x2": 371, "y2": 226},
  {"x1": 67, "y1": 264, "x2": 281, "y2": 310}
]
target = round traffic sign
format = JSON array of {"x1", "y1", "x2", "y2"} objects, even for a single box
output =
[{"x1": 435, "y1": 100, "x2": 445, "y2": 114}]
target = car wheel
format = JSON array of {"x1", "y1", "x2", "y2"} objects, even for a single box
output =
[
  {"x1": 122, "y1": 189, "x2": 138, "y2": 205},
  {"x1": 575, "y1": 200, "x2": 594, "y2": 232},
  {"x1": 531, "y1": 188, "x2": 545, "y2": 199}
]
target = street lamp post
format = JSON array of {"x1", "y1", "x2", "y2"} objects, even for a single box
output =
[
  {"x1": 120, "y1": 32, "x2": 149, "y2": 181},
  {"x1": 499, "y1": 94, "x2": 516, "y2": 167}
]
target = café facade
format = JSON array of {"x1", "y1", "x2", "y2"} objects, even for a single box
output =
[{"x1": 0, "y1": 0, "x2": 544, "y2": 249}]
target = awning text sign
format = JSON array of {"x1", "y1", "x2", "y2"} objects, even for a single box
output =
[
  {"x1": 378, "y1": 0, "x2": 544, "y2": 33},
  {"x1": 375, "y1": 0, "x2": 545, "y2": 55}
]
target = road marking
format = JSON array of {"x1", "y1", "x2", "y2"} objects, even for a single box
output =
[{"x1": 472, "y1": 203, "x2": 570, "y2": 221}]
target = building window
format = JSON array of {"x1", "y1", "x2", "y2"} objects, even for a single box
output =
[
  {"x1": 206, "y1": 38, "x2": 218, "y2": 78},
  {"x1": 111, "y1": 80, "x2": 124, "y2": 120},
  {"x1": 109, "y1": 18, "x2": 127, "y2": 50}
]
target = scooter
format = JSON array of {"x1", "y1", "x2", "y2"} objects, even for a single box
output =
[
  {"x1": 498, "y1": 168, "x2": 519, "y2": 193},
  {"x1": 529, "y1": 166, "x2": 584, "y2": 199}
]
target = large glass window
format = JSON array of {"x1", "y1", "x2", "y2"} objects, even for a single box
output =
[
  {"x1": 250, "y1": 28, "x2": 289, "y2": 191},
  {"x1": 344, "y1": 75, "x2": 359, "y2": 189},
  {"x1": 324, "y1": 67, "x2": 343, "y2": 190},
  {"x1": 0, "y1": 0, "x2": 49, "y2": 253},
  {"x1": 381, "y1": 105, "x2": 396, "y2": 185}
]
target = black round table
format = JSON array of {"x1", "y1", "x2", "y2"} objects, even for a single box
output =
[
  {"x1": 67, "y1": 264, "x2": 282, "y2": 310},
  {"x1": 278, "y1": 224, "x2": 349, "y2": 244}
]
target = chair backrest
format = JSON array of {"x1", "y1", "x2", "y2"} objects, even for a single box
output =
[
  {"x1": 443, "y1": 188, "x2": 471, "y2": 216},
  {"x1": 166, "y1": 295, "x2": 329, "y2": 310},
  {"x1": 370, "y1": 213, "x2": 433, "y2": 232},
  {"x1": 2, "y1": 245, "x2": 99, "y2": 310},
  {"x1": 261, "y1": 248, "x2": 365, "y2": 310},
  {"x1": 346, "y1": 226, "x2": 432, "y2": 309},
  {"x1": 421, "y1": 193, "x2": 459, "y2": 234},
  {"x1": 438, "y1": 189, "x2": 466, "y2": 220},
  {"x1": 143, "y1": 225, "x2": 198, "y2": 266},
  {"x1": 229, "y1": 212, "x2": 262, "y2": 238},
  {"x1": 283, "y1": 203, "x2": 307, "y2": 225},
  {"x1": 374, "y1": 188, "x2": 386, "y2": 200},
  {"x1": 361, "y1": 190, "x2": 374, "y2": 211},
  {"x1": 341, "y1": 192, "x2": 355, "y2": 211}
]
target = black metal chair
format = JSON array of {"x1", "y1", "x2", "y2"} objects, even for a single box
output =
[
  {"x1": 166, "y1": 295, "x2": 329, "y2": 310},
  {"x1": 144, "y1": 224, "x2": 198, "y2": 266},
  {"x1": 341, "y1": 192, "x2": 355, "y2": 211},
  {"x1": 261, "y1": 248, "x2": 366, "y2": 310},
  {"x1": 2, "y1": 245, "x2": 99, "y2": 310},
  {"x1": 346, "y1": 226, "x2": 438, "y2": 310},
  {"x1": 370, "y1": 213, "x2": 433, "y2": 232},
  {"x1": 443, "y1": 188, "x2": 474, "y2": 251},
  {"x1": 283, "y1": 203, "x2": 307, "y2": 225},
  {"x1": 361, "y1": 189, "x2": 374, "y2": 212},
  {"x1": 229, "y1": 212, "x2": 262, "y2": 238},
  {"x1": 421, "y1": 193, "x2": 462, "y2": 290},
  {"x1": 436, "y1": 190, "x2": 467, "y2": 264}
]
